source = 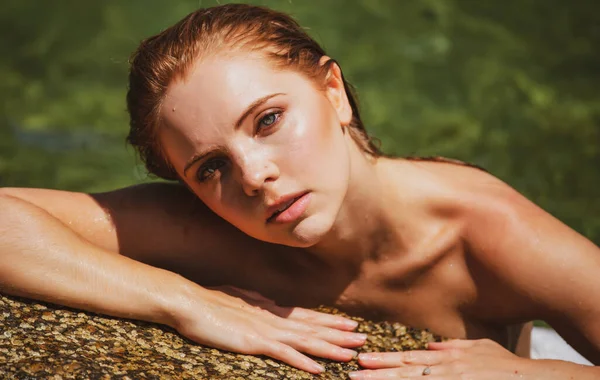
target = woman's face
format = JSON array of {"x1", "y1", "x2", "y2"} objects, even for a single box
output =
[{"x1": 160, "y1": 52, "x2": 353, "y2": 247}]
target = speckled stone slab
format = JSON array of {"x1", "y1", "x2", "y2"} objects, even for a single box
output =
[{"x1": 0, "y1": 294, "x2": 439, "y2": 379}]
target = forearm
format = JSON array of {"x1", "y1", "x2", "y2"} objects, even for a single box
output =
[
  {"x1": 0, "y1": 192, "x2": 368, "y2": 375},
  {"x1": 527, "y1": 359, "x2": 600, "y2": 379},
  {"x1": 0, "y1": 193, "x2": 193, "y2": 328}
]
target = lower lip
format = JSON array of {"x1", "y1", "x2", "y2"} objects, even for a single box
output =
[{"x1": 270, "y1": 193, "x2": 311, "y2": 224}]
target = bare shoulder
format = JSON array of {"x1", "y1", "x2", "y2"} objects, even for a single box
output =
[
  {"x1": 400, "y1": 157, "x2": 557, "y2": 223},
  {"x1": 407, "y1": 159, "x2": 600, "y2": 362},
  {"x1": 410, "y1": 159, "x2": 599, "y2": 277},
  {"x1": 395, "y1": 158, "x2": 515, "y2": 217}
]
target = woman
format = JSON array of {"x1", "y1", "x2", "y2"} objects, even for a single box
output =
[{"x1": 1, "y1": 4, "x2": 598, "y2": 378}]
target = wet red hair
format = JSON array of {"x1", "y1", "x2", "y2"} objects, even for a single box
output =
[{"x1": 126, "y1": 3, "x2": 382, "y2": 180}]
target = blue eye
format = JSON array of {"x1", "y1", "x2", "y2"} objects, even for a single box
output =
[
  {"x1": 197, "y1": 159, "x2": 226, "y2": 182},
  {"x1": 257, "y1": 111, "x2": 282, "y2": 132}
]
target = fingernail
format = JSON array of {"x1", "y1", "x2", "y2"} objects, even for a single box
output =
[
  {"x1": 342, "y1": 348, "x2": 358, "y2": 358},
  {"x1": 313, "y1": 363, "x2": 325, "y2": 373},
  {"x1": 353, "y1": 333, "x2": 368, "y2": 342},
  {"x1": 358, "y1": 353, "x2": 377, "y2": 361},
  {"x1": 348, "y1": 372, "x2": 362, "y2": 379},
  {"x1": 344, "y1": 319, "x2": 359, "y2": 329}
]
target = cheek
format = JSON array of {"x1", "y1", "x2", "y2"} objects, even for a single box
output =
[
  {"x1": 204, "y1": 180, "x2": 262, "y2": 232},
  {"x1": 302, "y1": 110, "x2": 347, "y2": 178},
  {"x1": 281, "y1": 99, "x2": 343, "y2": 169},
  {"x1": 189, "y1": 182, "x2": 237, "y2": 221}
]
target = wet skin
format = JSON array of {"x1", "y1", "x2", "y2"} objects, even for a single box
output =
[
  {"x1": 4, "y1": 51, "x2": 598, "y2": 368},
  {"x1": 154, "y1": 52, "x2": 548, "y2": 353},
  {"x1": 109, "y1": 162, "x2": 533, "y2": 354}
]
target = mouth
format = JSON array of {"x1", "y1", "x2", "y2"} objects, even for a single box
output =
[{"x1": 266, "y1": 192, "x2": 311, "y2": 224}]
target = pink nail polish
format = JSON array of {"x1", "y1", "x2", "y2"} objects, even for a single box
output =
[{"x1": 348, "y1": 372, "x2": 361, "y2": 379}]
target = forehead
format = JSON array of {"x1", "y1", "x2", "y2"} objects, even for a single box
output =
[
  {"x1": 162, "y1": 52, "x2": 312, "y2": 132},
  {"x1": 159, "y1": 52, "x2": 319, "y2": 170}
]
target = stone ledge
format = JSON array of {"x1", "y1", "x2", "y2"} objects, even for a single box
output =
[{"x1": 0, "y1": 294, "x2": 439, "y2": 379}]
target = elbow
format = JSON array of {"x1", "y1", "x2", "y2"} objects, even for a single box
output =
[
  {"x1": 0, "y1": 188, "x2": 38, "y2": 227},
  {"x1": 0, "y1": 187, "x2": 26, "y2": 200},
  {"x1": 0, "y1": 188, "x2": 21, "y2": 212}
]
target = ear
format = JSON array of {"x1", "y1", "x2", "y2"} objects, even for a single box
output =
[{"x1": 319, "y1": 56, "x2": 353, "y2": 126}]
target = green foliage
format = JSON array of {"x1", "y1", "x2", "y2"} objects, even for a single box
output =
[{"x1": 1, "y1": 0, "x2": 598, "y2": 244}]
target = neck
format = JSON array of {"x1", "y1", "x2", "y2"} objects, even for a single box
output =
[
  {"x1": 306, "y1": 141, "x2": 404, "y2": 276},
  {"x1": 265, "y1": 145, "x2": 424, "y2": 308}
]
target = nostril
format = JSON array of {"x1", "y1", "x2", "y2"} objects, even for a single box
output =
[{"x1": 237, "y1": 157, "x2": 279, "y2": 196}]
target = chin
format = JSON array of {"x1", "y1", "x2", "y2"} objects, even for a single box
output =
[
  {"x1": 284, "y1": 213, "x2": 334, "y2": 248},
  {"x1": 243, "y1": 210, "x2": 337, "y2": 248}
]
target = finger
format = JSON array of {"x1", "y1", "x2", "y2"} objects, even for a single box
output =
[
  {"x1": 245, "y1": 303, "x2": 367, "y2": 346},
  {"x1": 358, "y1": 350, "x2": 448, "y2": 368},
  {"x1": 274, "y1": 305, "x2": 360, "y2": 331},
  {"x1": 214, "y1": 295, "x2": 367, "y2": 348},
  {"x1": 259, "y1": 340, "x2": 325, "y2": 374},
  {"x1": 351, "y1": 376, "x2": 447, "y2": 380},
  {"x1": 280, "y1": 319, "x2": 367, "y2": 348},
  {"x1": 349, "y1": 365, "x2": 436, "y2": 379},
  {"x1": 276, "y1": 330, "x2": 358, "y2": 362},
  {"x1": 214, "y1": 289, "x2": 360, "y2": 332}
]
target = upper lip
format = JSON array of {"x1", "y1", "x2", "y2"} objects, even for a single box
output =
[{"x1": 265, "y1": 191, "x2": 307, "y2": 221}]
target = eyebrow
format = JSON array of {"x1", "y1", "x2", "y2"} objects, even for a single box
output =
[
  {"x1": 234, "y1": 92, "x2": 284, "y2": 129},
  {"x1": 183, "y1": 150, "x2": 217, "y2": 178},
  {"x1": 182, "y1": 92, "x2": 284, "y2": 177}
]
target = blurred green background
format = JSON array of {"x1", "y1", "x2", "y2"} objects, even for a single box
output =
[{"x1": 1, "y1": 0, "x2": 599, "y2": 245}]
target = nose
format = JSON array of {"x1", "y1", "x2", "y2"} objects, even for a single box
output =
[{"x1": 236, "y1": 150, "x2": 279, "y2": 197}]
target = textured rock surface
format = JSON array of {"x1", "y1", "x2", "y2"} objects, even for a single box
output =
[{"x1": 0, "y1": 294, "x2": 439, "y2": 379}]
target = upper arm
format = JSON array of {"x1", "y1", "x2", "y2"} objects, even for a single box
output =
[
  {"x1": 0, "y1": 184, "x2": 265, "y2": 281},
  {"x1": 0, "y1": 186, "x2": 121, "y2": 252},
  {"x1": 464, "y1": 182, "x2": 600, "y2": 364}
]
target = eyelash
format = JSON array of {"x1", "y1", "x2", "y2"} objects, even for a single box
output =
[
  {"x1": 256, "y1": 110, "x2": 283, "y2": 134},
  {"x1": 195, "y1": 110, "x2": 284, "y2": 183},
  {"x1": 196, "y1": 159, "x2": 226, "y2": 183}
]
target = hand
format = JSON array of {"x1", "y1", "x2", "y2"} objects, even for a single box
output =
[
  {"x1": 172, "y1": 285, "x2": 366, "y2": 374},
  {"x1": 349, "y1": 339, "x2": 529, "y2": 379}
]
